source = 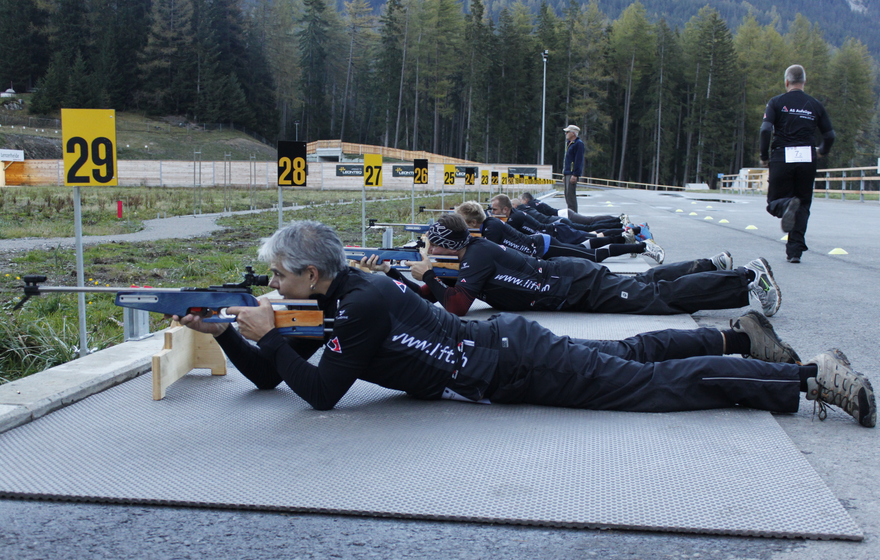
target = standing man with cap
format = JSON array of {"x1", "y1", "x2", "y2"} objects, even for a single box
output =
[
  {"x1": 562, "y1": 125, "x2": 585, "y2": 212},
  {"x1": 760, "y1": 64, "x2": 835, "y2": 264}
]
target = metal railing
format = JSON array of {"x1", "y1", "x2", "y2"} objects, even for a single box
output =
[
  {"x1": 560, "y1": 174, "x2": 685, "y2": 192},
  {"x1": 720, "y1": 165, "x2": 880, "y2": 202}
]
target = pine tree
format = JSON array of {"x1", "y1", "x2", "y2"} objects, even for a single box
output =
[
  {"x1": 825, "y1": 39, "x2": 876, "y2": 167},
  {"x1": 298, "y1": 0, "x2": 334, "y2": 141},
  {"x1": 681, "y1": 7, "x2": 738, "y2": 184},
  {"x1": 0, "y1": 0, "x2": 49, "y2": 91},
  {"x1": 29, "y1": 52, "x2": 69, "y2": 115},
  {"x1": 137, "y1": 0, "x2": 196, "y2": 114}
]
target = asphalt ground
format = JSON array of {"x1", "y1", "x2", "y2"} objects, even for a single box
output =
[{"x1": 2, "y1": 188, "x2": 879, "y2": 560}]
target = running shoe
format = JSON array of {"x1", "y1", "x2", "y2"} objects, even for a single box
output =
[
  {"x1": 642, "y1": 240, "x2": 665, "y2": 264},
  {"x1": 806, "y1": 349, "x2": 876, "y2": 428},
  {"x1": 781, "y1": 198, "x2": 800, "y2": 233},
  {"x1": 744, "y1": 257, "x2": 781, "y2": 317},
  {"x1": 711, "y1": 251, "x2": 733, "y2": 271},
  {"x1": 730, "y1": 310, "x2": 800, "y2": 363}
]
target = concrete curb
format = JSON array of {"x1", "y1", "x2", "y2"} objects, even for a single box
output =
[{"x1": 0, "y1": 331, "x2": 169, "y2": 434}]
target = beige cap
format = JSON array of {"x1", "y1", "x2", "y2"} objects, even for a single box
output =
[{"x1": 563, "y1": 125, "x2": 580, "y2": 134}]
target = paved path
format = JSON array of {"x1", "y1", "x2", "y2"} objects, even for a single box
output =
[{"x1": 0, "y1": 210, "x2": 264, "y2": 252}]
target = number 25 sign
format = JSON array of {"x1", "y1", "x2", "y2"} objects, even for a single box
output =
[{"x1": 62, "y1": 109, "x2": 117, "y2": 186}]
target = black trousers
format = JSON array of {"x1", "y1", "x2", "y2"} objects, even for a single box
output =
[
  {"x1": 563, "y1": 174, "x2": 579, "y2": 212},
  {"x1": 565, "y1": 258, "x2": 752, "y2": 315},
  {"x1": 488, "y1": 314, "x2": 800, "y2": 413},
  {"x1": 565, "y1": 212, "x2": 620, "y2": 229},
  {"x1": 766, "y1": 160, "x2": 816, "y2": 259}
]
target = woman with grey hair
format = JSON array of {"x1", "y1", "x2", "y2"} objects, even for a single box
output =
[{"x1": 175, "y1": 220, "x2": 875, "y2": 428}]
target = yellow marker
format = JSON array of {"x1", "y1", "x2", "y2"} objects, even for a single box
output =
[
  {"x1": 829, "y1": 248, "x2": 849, "y2": 255},
  {"x1": 706, "y1": 205, "x2": 713, "y2": 209},
  {"x1": 704, "y1": 216, "x2": 713, "y2": 220},
  {"x1": 746, "y1": 225, "x2": 758, "y2": 230},
  {"x1": 691, "y1": 201, "x2": 697, "y2": 204},
  {"x1": 781, "y1": 234, "x2": 788, "y2": 241},
  {"x1": 689, "y1": 212, "x2": 698, "y2": 216},
  {"x1": 62, "y1": 109, "x2": 118, "y2": 186},
  {"x1": 364, "y1": 154, "x2": 382, "y2": 187},
  {"x1": 675, "y1": 209, "x2": 683, "y2": 213},
  {"x1": 719, "y1": 219, "x2": 729, "y2": 224}
]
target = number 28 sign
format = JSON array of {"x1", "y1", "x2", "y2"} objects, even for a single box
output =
[{"x1": 62, "y1": 109, "x2": 117, "y2": 186}]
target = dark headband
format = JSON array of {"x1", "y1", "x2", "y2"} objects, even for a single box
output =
[{"x1": 427, "y1": 222, "x2": 470, "y2": 251}]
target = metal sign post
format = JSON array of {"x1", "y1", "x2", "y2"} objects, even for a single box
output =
[
  {"x1": 61, "y1": 108, "x2": 118, "y2": 358},
  {"x1": 277, "y1": 141, "x2": 307, "y2": 230}
]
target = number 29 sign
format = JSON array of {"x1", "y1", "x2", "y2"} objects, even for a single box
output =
[{"x1": 62, "y1": 109, "x2": 117, "y2": 186}]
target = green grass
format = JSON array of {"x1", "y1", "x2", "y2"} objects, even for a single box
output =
[
  {"x1": 0, "y1": 191, "x2": 476, "y2": 382},
  {"x1": 0, "y1": 186, "x2": 446, "y2": 238}
]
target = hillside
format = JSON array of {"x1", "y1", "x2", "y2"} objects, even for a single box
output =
[
  {"x1": 0, "y1": 105, "x2": 276, "y2": 162},
  {"x1": 465, "y1": 0, "x2": 880, "y2": 56}
]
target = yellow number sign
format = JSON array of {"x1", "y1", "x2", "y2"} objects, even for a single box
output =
[
  {"x1": 413, "y1": 159, "x2": 428, "y2": 185},
  {"x1": 278, "y1": 141, "x2": 307, "y2": 187},
  {"x1": 62, "y1": 109, "x2": 117, "y2": 186},
  {"x1": 444, "y1": 164, "x2": 456, "y2": 185},
  {"x1": 481, "y1": 171, "x2": 489, "y2": 185},
  {"x1": 364, "y1": 154, "x2": 382, "y2": 187}
]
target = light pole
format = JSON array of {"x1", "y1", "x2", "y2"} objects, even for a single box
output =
[
  {"x1": 540, "y1": 50, "x2": 548, "y2": 166},
  {"x1": 295, "y1": 120, "x2": 300, "y2": 142}
]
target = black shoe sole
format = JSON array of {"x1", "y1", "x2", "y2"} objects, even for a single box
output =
[{"x1": 781, "y1": 198, "x2": 800, "y2": 233}]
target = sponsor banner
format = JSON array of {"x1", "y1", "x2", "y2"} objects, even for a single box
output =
[
  {"x1": 508, "y1": 167, "x2": 537, "y2": 177},
  {"x1": 393, "y1": 165, "x2": 415, "y2": 177},
  {"x1": 336, "y1": 165, "x2": 364, "y2": 177}
]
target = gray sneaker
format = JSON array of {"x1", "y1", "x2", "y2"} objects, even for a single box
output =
[
  {"x1": 619, "y1": 213, "x2": 630, "y2": 227},
  {"x1": 745, "y1": 257, "x2": 781, "y2": 317},
  {"x1": 730, "y1": 310, "x2": 800, "y2": 363},
  {"x1": 642, "y1": 240, "x2": 665, "y2": 264},
  {"x1": 622, "y1": 228, "x2": 636, "y2": 244},
  {"x1": 806, "y1": 349, "x2": 876, "y2": 428},
  {"x1": 711, "y1": 251, "x2": 733, "y2": 271}
]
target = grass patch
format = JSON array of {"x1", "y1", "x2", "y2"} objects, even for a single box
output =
[
  {"x1": 0, "y1": 192, "x2": 478, "y2": 382},
  {"x1": 0, "y1": 186, "x2": 451, "y2": 239}
]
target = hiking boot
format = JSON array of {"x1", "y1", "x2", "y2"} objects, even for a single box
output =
[
  {"x1": 745, "y1": 257, "x2": 781, "y2": 317},
  {"x1": 711, "y1": 251, "x2": 733, "y2": 271},
  {"x1": 642, "y1": 240, "x2": 665, "y2": 264},
  {"x1": 731, "y1": 310, "x2": 800, "y2": 364},
  {"x1": 805, "y1": 349, "x2": 876, "y2": 428},
  {"x1": 781, "y1": 198, "x2": 800, "y2": 233}
]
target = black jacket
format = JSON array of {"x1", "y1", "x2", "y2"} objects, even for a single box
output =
[{"x1": 215, "y1": 267, "x2": 501, "y2": 408}]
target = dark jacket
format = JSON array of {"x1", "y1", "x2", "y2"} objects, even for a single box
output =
[{"x1": 563, "y1": 136, "x2": 585, "y2": 177}]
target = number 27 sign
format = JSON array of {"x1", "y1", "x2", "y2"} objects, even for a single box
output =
[{"x1": 62, "y1": 109, "x2": 117, "y2": 186}]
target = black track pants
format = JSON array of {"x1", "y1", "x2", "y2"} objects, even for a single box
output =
[
  {"x1": 564, "y1": 259, "x2": 751, "y2": 315},
  {"x1": 488, "y1": 314, "x2": 800, "y2": 413},
  {"x1": 766, "y1": 160, "x2": 816, "y2": 258}
]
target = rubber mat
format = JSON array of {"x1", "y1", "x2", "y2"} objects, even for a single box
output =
[{"x1": 0, "y1": 372, "x2": 861, "y2": 540}]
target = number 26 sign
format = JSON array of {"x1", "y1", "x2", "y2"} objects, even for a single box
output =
[{"x1": 62, "y1": 109, "x2": 117, "y2": 186}]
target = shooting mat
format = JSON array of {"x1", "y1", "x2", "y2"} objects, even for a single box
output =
[
  {"x1": 0, "y1": 294, "x2": 861, "y2": 540},
  {"x1": 0, "y1": 370, "x2": 862, "y2": 540}
]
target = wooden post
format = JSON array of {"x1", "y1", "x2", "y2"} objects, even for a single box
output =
[{"x1": 152, "y1": 324, "x2": 226, "y2": 400}]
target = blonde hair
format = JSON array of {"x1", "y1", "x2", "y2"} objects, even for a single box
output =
[{"x1": 455, "y1": 200, "x2": 487, "y2": 225}]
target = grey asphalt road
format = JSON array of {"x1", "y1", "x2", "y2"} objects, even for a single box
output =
[{"x1": 2, "y1": 189, "x2": 878, "y2": 560}]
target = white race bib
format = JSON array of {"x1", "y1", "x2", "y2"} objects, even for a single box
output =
[{"x1": 785, "y1": 146, "x2": 812, "y2": 163}]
